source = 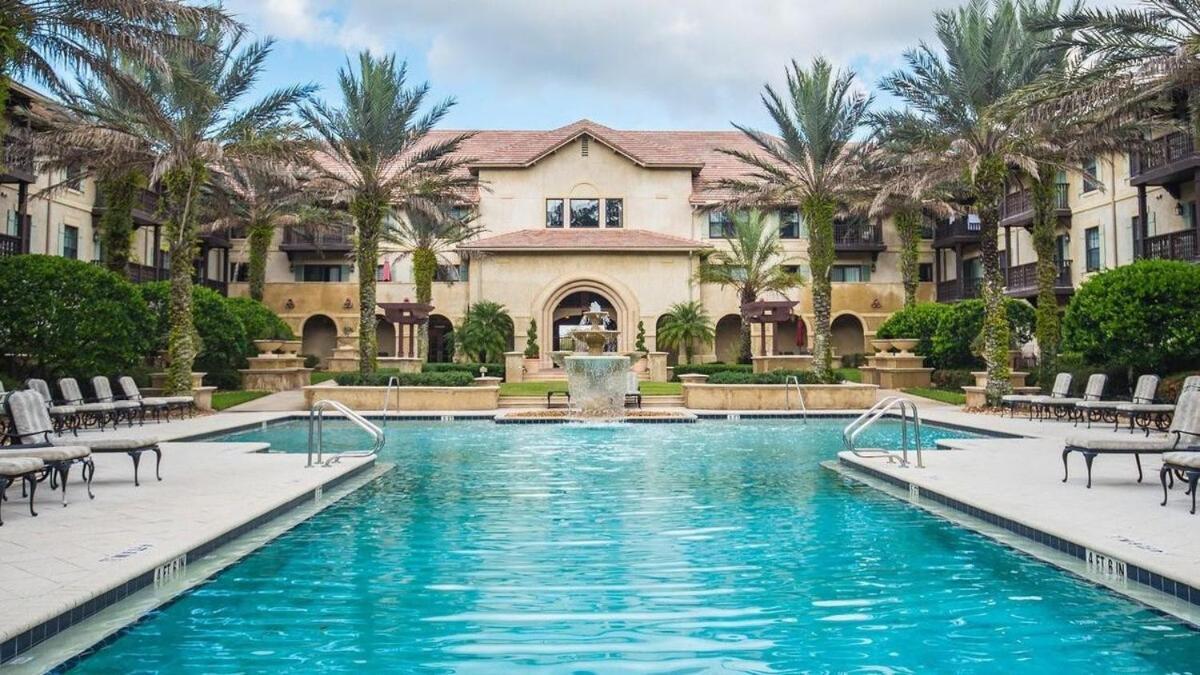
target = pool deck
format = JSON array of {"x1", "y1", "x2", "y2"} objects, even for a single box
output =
[{"x1": 0, "y1": 412, "x2": 376, "y2": 663}]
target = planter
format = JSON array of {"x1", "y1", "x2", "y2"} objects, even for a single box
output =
[
  {"x1": 890, "y1": 339, "x2": 919, "y2": 354},
  {"x1": 303, "y1": 384, "x2": 500, "y2": 411},
  {"x1": 871, "y1": 339, "x2": 893, "y2": 353},
  {"x1": 253, "y1": 339, "x2": 285, "y2": 355},
  {"x1": 524, "y1": 358, "x2": 542, "y2": 375},
  {"x1": 682, "y1": 383, "x2": 878, "y2": 410},
  {"x1": 279, "y1": 339, "x2": 302, "y2": 356},
  {"x1": 677, "y1": 373, "x2": 709, "y2": 385},
  {"x1": 473, "y1": 376, "x2": 502, "y2": 387},
  {"x1": 752, "y1": 354, "x2": 814, "y2": 374}
]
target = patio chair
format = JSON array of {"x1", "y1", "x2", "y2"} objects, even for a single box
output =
[
  {"x1": 2, "y1": 391, "x2": 94, "y2": 504},
  {"x1": 1002, "y1": 373, "x2": 1071, "y2": 419},
  {"x1": 25, "y1": 378, "x2": 81, "y2": 435},
  {"x1": 1037, "y1": 373, "x2": 1107, "y2": 423},
  {"x1": 0, "y1": 456, "x2": 46, "y2": 525},
  {"x1": 1075, "y1": 374, "x2": 1159, "y2": 429},
  {"x1": 625, "y1": 372, "x2": 642, "y2": 409},
  {"x1": 1062, "y1": 389, "x2": 1200, "y2": 488},
  {"x1": 57, "y1": 377, "x2": 122, "y2": 430},
  {"x1": 1116, "y1": 375, "x2": 1200, "y2": 436},
  {"x1": 116, "y1": 376, "x2": 171, "y2": 423},
  {"x1": 7, "y1": 389, "x2": 161, "y2": 487},
  {"x1": 90, "y1": 376, "x2": 142, "y2": 427},
  {"x1": 1160, "y1": 451, "x2": 1200, "y2": 514}
]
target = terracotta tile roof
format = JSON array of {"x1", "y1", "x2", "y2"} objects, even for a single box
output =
[{"x1": 458, "y1": 228, "x2": 707, "y2": 252}]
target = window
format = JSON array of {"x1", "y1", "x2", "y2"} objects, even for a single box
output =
[
  {"x1": 232, "y1": 263, "x2": 249, "y2": 282},
  {"x1": 296, "y1": 264, "x2": 349, "y2": 282},
  {"x1": 569, "y1": 199, "x2": 599, "y2": 228},
  {"x1": 376, "y1": 264, "x2": 387, "y2": 282},
  {"x1": 1082, "y1": 157, "x2": 1100, "y2": 193},
  {"x1": 708, "y1": 210, "x2": 734, "y2": 238},
  {"x1": 61, "y1": 225, "x2": 79, "y2": 259},
  {"x1": 779, "y1": 208, "x2": 802, "y2": 239},
  {"x1": 830, "y1": 264, "x2": 871, "y2": 283},
  {"x1": 545, "y1": 199, "x2": 564, "y2": 228},
  {"x1": 5, "y1": 209, "x2": 17, "y2": 236},
  {"x1": 434, "y1": 263, "x2": 468, "y2": 282},
  {"x1": 919, "y1": 262, "x2": 933, "y2": 282},
  {"x1": 605, "y1": 198, "x2": 623, "y2": 228},
  {"x1": 782, "y1": 264, "x2": 809, "y2": 279},
  {"x1": 92, "y1": 231, "x2": 104, "y2": 262},
  {"x1": 65, "y1": 163, "x2": 83, "y2": 191},
  {"x1": 963, "y1": 257, "x2": 982, "y2": 281},
  {"x1": 449, "y1": 205, "x2": 471, "y2": 222},
  {"x1": 1085, "y1": 227, "x2": 1101, "y2": 272}
]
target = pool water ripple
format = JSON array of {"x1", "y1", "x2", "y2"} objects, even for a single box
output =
[{"x1": 66, "y1": 420, "x2": 1200, "y2": 673}]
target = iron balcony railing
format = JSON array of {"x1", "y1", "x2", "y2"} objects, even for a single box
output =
[
  {"x1": 0, "y1": 232, "x2": 21, "y2": 257},
  {"x1": 932, "y1": 215, "x2": 980, "y2": 244},
  {"x1": 1, "y1": 130, "x2": 34, "y2": 179},
  {"x1": 1005, "y1": 259, "x2": 1072, "y2": 294},
  {"x1": 281, "y1": 224, "x2": 354, "y2": 251},
  {"x1": 833, "y1": 218, "x2": 884, "y2": 250},
  {"x1": 1141, "y1": 229, "x2": 1198, "y2": 262},
  {"x1": 936, "y1": 277, "x2": 982, "y2": 303},
  {"x1": 1132, "y1": 131, "x2": 1198, "y2": 176},
  {"x1": 1000, "y1": 183, "x2": 1069, "y2": 223}
]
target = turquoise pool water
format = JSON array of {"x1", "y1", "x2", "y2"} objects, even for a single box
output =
[{"x1": 68, "y1": 419, "x2": 1199, "y2": 672}]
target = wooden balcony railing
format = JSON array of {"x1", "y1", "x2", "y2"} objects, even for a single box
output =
[
  {"x1": 1, "y1": 130, "x2": 34, "y2": 180},
  {"x1": 932, "y1": 215, "x2": 980, "y2": 245},
  {"x1": 1132, "y1": 131, "x2": 1198, "y2": 176},
  {"x1": 833, "y1": 218, "x2": 884, "y2": 251},
  {"x1": 1005, "y1": 260, "x2": 1072, "y2": 295},
  {"x1": 1000, "y1": 183, "x2": 1069, "y2": 225},
  {"x1": 280, "y1": 224, "x2": 353, "y2": 251},
  {"x1": 0, "y1": 232, "x2": 21, "y2": 257},
  {"x1": 1141, "y1": 229, "x2": 1198, "y2": 262},
  {"x1": 936, "y1": 277, "x2": 981, "y2": 303}
]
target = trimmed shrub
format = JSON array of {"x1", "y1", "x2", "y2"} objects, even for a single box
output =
[
  {"x1": 929, "y1": 299, "x2": 1035, "y2": 370},
  {"x1": 707, "y1": 369, "x2": 822, "y2": 385},
  {"x1": 1052, "y1": 352, "x2": 1131, "y2": 398},
  {"x1": 423, "y1": 362, "x2": 504, "y2": 378},
  {"x1": 840, "y1": 353, "x2": 866, "y2": 368},
  {"x1": 333, "y1": 370, "x2": 474, "y2": 387},
  {"x1": 875, "y1": 302, "x2": 952, "y2": 358},
  {"x1": 301, "y1": 353, "x2": 321, "y2": 369},
  {"x1": 1063, "y1": 260, "x2": 1200, "y2": 375},
  {"x1": 671, "y1": 363, "x2": 752, "y2": 380},
  {"x1": 225, "y1": 296, "x2": 293, "y2": 341},
  {"x1": 139, "y1": 282, "x2": 251, "y2": 390},
  {"x1": 0, "y1": 255, "x2": 152, "y2": 379},
  {"x1": 931, "y1": 369, "x2": 973, "y2": 390}
]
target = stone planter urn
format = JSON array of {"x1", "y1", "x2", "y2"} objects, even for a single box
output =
[
  {"x1": 891, "y1": 339, "x2": 919, "y2": 355},
  {"x1": 524, "y1": 357, "x2": 542, "y2": 375},
  {"x1": 871, "y1": 339, "x2": 894, "y2": 353},
  {"x1": 279, "y1": 340, "x2": 302, "y2": 356},
  {"x1": 677, "y1": 373, "x2": 710, "y2": 385},
  {"x1": 253, "y1": 339, "x2": 285, "y2": 355},
  {"x1": 628, "y1": 351, "x2": 648, "y2": 373}
]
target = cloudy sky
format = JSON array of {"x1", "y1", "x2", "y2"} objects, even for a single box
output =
[{"x1": 223, "y1": 0, "x2": 986, "y2": 131}]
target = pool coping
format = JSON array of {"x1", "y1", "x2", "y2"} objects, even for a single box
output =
[{"x1": 0, "y1": 457, "x2": 380, "y2": 666}]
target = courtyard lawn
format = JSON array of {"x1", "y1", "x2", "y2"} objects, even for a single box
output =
[
  {"x1": 212, "y1": 390, "x2": 270, "y2": 411},
  {"x1": 310, "y1": 371, "x2": 337, "y2": 385},
  {"x1": 500, "y1": 381, "x2": 682, "y2": 397},
  {"x1": 903, "y1": 387, "x2": 967, "y2": 406},
  {"x1": 835, "y1": 368, "x2": 861, "y2": 383}
]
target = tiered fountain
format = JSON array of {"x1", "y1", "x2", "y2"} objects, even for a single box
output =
[
  {"x1": 563, "y1": 303, "x2": 627, "y2": 417},
  {"x1": 239, "y1": 339, "x2": 312, "y2": 392}
]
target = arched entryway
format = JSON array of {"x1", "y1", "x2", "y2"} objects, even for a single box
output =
[
  {"x1": 427, "y1": 314, "x2": 454, "y2": 363},
  {"x1": 831, "y1": 313, "x2": 866, "y2": 359},
  {"x1": 301, "y1": 314, "x2": 338, "y2": 365},
  {"x1": 551, "y1": 291, "x2": 619, "y2": 352},
  {"x1": 714, "y1": 314, "x2": 742, "y2": 363},
  {"x1": 773, "y1": 317, "x2": 808, "y2": 355},
  {"x1": 375, "y1": 315, "x2": 395, "y2": 357}
]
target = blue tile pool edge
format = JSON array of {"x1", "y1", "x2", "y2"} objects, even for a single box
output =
[
  {"x1": 0, "y1": 458, "x2": 379, "y2": 666},
  {"x1": 832, "y1": 456, "x2": 1200, "y2": 622}
]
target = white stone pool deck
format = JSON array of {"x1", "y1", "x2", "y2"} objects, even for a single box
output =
[{"x1": 0, "y1": 411, "x2": 377, "y2": 658}]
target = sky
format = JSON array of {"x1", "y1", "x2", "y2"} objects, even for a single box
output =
[{"x1": 222, "y1": 0, "x2": 971, "y2": 132}]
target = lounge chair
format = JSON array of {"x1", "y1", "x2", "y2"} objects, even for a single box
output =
[
  {"x1": 625, "y1": 372, "x2": 642, "y2": 409},
  {"x1": 1160, "y1": 451, "x2": 1200, "y2": 514},
  {"x1": 1002, "y1": 373, "x2": 1072, "y2": 419},
  {"x1": 2, "y1": 391, "x2": 94, "y2": 504},
  {"x1": 1075, "y1": 374, "x2": 1159, "y2": 429},
  {"x1": 90, "y1": 376, "x2": 142, "y2": 427},
  {"x1": 0, "y1": 456, "x2": 46, "y2": 525},
  {"x1": 25, "y1": 378, "x2": 81, "y2": 434},
  {"x1": 1116, "y1": 375, "x2": 1200, "y2": 436},
  {"x1": 1037, "y1": 373, "x2": 1106, "y2": 422},
  {"x1": 116, "y1": 376, "x2": 171, "y2": 423},
  {"x1": 1062, "y1": 390, "x2": 1200, "y2": 488},
  {"x1": 6, "y1": 389, "x2": 161, "y2": 487},
  {"x1": 57, "y1": 377, "x2": 124, "y2": 430}
]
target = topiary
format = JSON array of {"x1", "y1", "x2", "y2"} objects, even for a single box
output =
[
  {"x1": 875, "y1": 302, "x2": 951, "y2": 358},
  {"x1": 635, "y1": 320, "x2": 647, "y2": 353},
  {"x1": 225, "y1": 296, "x2": 294, "y2": 341},
  {"x1": 523, "y1": 318, "x2": 539, "y2": 359},
  {"x1": 929, "y1": 298, "x2": 1034, "y2": 370},
  {"x1": 140, "y1": 282, "x2": 251, "y2": 390},
  {"x1": 0, "y1": 255, "x2": 153, "y2": 379},
  {"x1": 1063, "y1": 260, "x2": 1200, "y2": 376}
]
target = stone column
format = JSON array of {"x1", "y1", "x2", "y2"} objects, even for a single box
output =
[
  {"x1": 647, "y1": 352, "x2": 669, "y2": 382},
  {"x1": 504, "y1": 351, "x2": 525, "y2": 383}
]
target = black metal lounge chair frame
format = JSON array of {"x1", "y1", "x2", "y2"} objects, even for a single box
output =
[
  {"x1": 1160, "y1": 456, "x2": 1200, "y2": 515},
  {"x1": 1063, "y1": 430, "x2": 1200, "y2": 489}
]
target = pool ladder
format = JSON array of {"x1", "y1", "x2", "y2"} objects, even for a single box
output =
[
  {"x1": 783, "y1": 375, "x2": 808, "y2": 424},
  {"x1": 842, "y1": 396, "x2": 924, "y2": 468},
  {"x1": 307, "y1": 398, "x2": 385, "y2": 467}
]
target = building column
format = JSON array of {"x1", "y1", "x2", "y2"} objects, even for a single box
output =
[
  {"x1": 954, "y1": 243, "x2": 964, "y2": 299},
  {"x1": 1136, "y1": 184, "x2": 1148, "y2": 259}
]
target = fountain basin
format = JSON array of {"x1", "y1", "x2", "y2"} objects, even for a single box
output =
[{"x1": 564, "y1": 354, "x2": 629, "y2": 417}]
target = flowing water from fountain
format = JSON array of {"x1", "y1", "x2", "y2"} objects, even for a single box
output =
[{"x1": 563, "y1": 303, "x2": 627, "y2": 418}]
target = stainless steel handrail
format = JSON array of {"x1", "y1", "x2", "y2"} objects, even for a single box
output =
[
  {"x1": 381, "y1": 376, "x2": 399, "y2": 429},
  {"x1": 307, "y1": 399, "x2": 384, "y2": 467},
  {"x1": 783, "y1": 375, "x2": 808, "y2": 424},
  {"x1": 842, "y1": 396, "x2": 924, "y2": 468}
]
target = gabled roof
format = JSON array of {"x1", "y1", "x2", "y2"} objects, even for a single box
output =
[
  {"x1": 469, "y1": 119, "x2": 705, "y2": 170},
  {"x1": 457, "y1": 228, "x2": 707, "y2": 253}
]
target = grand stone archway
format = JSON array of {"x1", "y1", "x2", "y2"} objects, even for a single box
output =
[
  {"x1": 831, "y1": 313, "x2": 867, "y2": 358},
  {"x1": 301, "y1": 314, "x2": 338, "y2": 365},
  {"x1": 535, "y1": 275, "x2": 639, "y2": 356},
  {"x1": 551, "y1": 291, "x2": 619, "y2": 352}
]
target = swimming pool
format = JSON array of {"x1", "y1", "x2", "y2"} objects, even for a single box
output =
[{"x1": 66, "y1": 419, "x2": 1199, "y2": 672}]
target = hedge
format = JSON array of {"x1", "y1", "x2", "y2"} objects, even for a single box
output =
[
  {"x1": 422, "y1": 362, "x2": 504, "y2": 378},
  {"x1": 225, "y1": 296, "x2": 293, "y2": 341},
  {"x1": 929, "y1": 298, "x2": 1034, "y2": 370},
  {"x1": 1063, "y1": 260, "x2": 1200, "y2": 375},
  {"x1": 931, "y1": 369, "x2": 974, "y2": 390},
  {"x1": 0, "y1": 255, "x2": 152, "y2": 379},
  {"x1": 671, "y1": 363, "x2": 753, "y2": 380},
  {"x1": 875, "y1": 303, "x2": 952, "y2": 359},
  {"x1": 707, "y1": 369, "x2": 822, "y2": 385},
  {"x1": 333, "y1": 370, "x2": 475, "y2": 387},
  {"x1": 139, "y1": 282, "x2": 252, "y2": 390}
]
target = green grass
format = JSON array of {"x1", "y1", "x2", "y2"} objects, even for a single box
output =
[
  {"x1": 499, "y1": 381, "x2": 682, "y2": 397},
  {"x1": 310, "y1": 371, "x2": 337, "y2": 385},
  {"x1": 212, "y1": 390, "x2": 270, "y2": 411},
  {"x1": 902, "y1": 387, "x2": 967, "y2": 405},
  {"x1": 835, "y1": 367, "x2": 861, "y2": 383}
]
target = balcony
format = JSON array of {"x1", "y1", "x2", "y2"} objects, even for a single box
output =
[
  {"x1": 1, "y1": 130, "x2": 35, "y2": 183},
  {"x1": 0, "y1": 232, "x2": 21, "y2": 257},
  {"x1": 280, "y1": 224, "x2": 354, "y2": 256},
  {"x1": 1140, "y1": 229, "x2": 1198, "y2": 262},
  {"x1": 932, "y1": 215, "x2": 981, "y2": 248},
  {"x1": 936, "y1": 277, "x2": 981, "y2": 303},
  {"x1": 833, "y1": 218, "x2": 884, "y2": 252},
  {"x1": 999, "y1": 183, "x2": 1069, "y2": 229},
  {"x1": 1005, "y1": 260, "x2": 1073, "y2": 298},
  {"x1": 1131, "y1": 131, "x2": 1199, "y2": 187},
  {"x1": 93, "y1": 187, "x2": 162, "y2": 226}
]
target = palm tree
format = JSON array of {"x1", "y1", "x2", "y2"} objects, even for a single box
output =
[
  {"x1": 874, "y1": 0, "x2": 1068, "y2": 404},
  {"x1": 384, "y1": 207, "x2": 486, "y2": 359},
  {"x1": 455, "y1": 301, "x2": 512, "y2": 363},
  {"x1": 299, "y1": 53, "x2": 477, "y2": 374},
  {"x1": 40, "y1": 25, "x2": 314, "y2": 392},
  {"x1": 717, "y1": 57, "x2": 871, "y2": 379},
  {"x1": 656, "y1": 301, "x2": 715, "y2": 365},
  {"x1": 695, "y1": 209, "x2": 804, "y2": 364}
]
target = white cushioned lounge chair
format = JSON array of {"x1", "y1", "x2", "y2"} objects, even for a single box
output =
[
  {"x1": 1002, "y1": 373, "x2": 1071, "y2": 419},
  {"x1": 1116, "y1": 375, "x2": 1200, "y2": 436},
  {"x1": 57, "y1": 377, "x2": 122, "y2": 430},
  {"x1": 1160, "y1": 451, "x2": 1200, "y2": 514},
  {"x1": 1037, "y1": 373, "x2": 1107, "y2": 422},
  {"x1": 2, "y1": 391, "x2": 94, "y2": 504},
  {"x1": 1075, "y1": 374, "x2": 1159, "y2": 429},
  {"x1": 0, "y1": 456, "x2": 46, "y2": 525},
  {"x1": 90, "y1": 376, "x2": 142, "y2": 427},
  {"x1": 116, "y1": 376, "x2": 171, "y2": 423},
  {"x1": 25, "y1": 378, "x2": 80, "y2": 434},
  {"x1": 1063, "y1": 390, "x2": 1200, "y2": 488}
]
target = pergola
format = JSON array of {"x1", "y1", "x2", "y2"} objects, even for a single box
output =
[
  {"x1": 377, "y1": 301, "x2": 434, "y2": 358},
  {"x1": 742, "y1": 299, "x2": 800, "y2": 355}
]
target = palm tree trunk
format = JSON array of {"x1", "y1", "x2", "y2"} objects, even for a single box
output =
[
  {"x1": 162, "y1": 164, "x2": 203, "y2": 394},
  {"x1": 413, "y1": 247, "x2": 436, "y2": 361},
  {"x1": 895, "y1": 207, "x2": 921, "y2": 308},
  {"x1": 1031, "y1": 170, "x2": 1061, "y2": 386},
  {"x1": 738, "y1": 287, "x2": 754, "y2": 364},
  {"x1": 352, "y1": 196, "x2": 385, "y2": 374},
  {"x1": 97, "y1": 172, "x2": 139, "y2": 275},
  {"x1": 246, "y1": 217, "x2": 273, "y2": 301},
  {"x1": 975, "y1": 157, "x2": 1012, "y2": 405},
  {"x1": 803, "y1": 196, "x2": 836, "y2": 381}
]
